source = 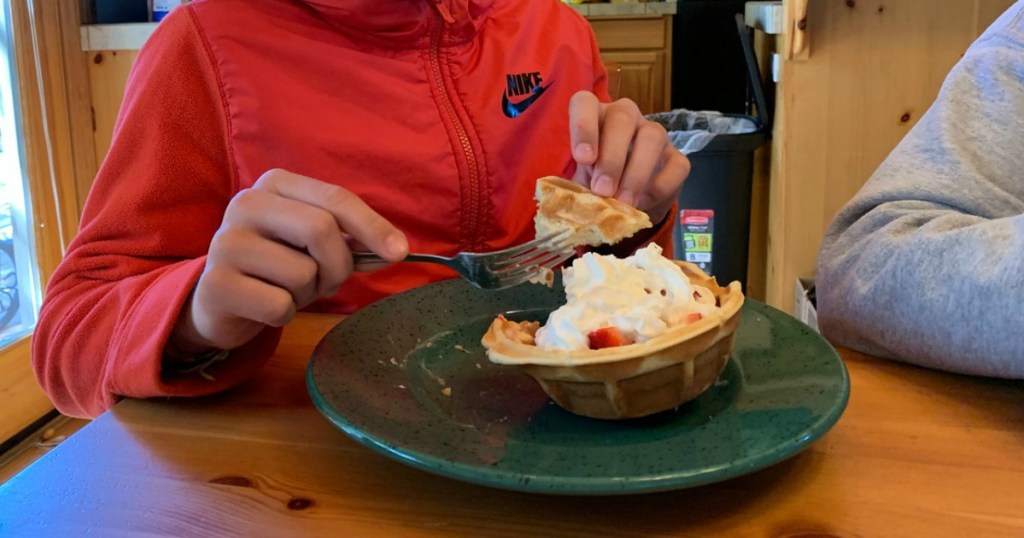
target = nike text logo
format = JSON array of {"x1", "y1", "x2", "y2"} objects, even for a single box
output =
[{"x1": 502, "y1": 71, "x2": 551, "y2": 118}]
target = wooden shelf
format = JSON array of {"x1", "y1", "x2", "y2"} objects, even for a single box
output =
[{"x1": 80, "y1": 22, "x2": 156, "y2": 51}]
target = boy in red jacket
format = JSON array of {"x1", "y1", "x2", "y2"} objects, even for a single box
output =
[{"x1": 34, "y1": 0, "x2": 689, "y2": 417}]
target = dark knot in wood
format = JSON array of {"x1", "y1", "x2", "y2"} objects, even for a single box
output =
[{"x1": 287, "y1": 497, "x2": 315, "y2": 511}]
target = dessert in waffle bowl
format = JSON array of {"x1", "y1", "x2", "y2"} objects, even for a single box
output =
[{"x1": 482, "y1": 177, "x2": 745, "y2": 420}]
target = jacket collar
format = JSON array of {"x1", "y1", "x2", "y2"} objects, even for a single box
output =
[{"x1": 301, "y1": 0, "x2": 494, "y2": 48}]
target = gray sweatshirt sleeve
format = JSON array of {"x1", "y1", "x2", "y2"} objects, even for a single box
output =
[{"x1": 816, "y1": 3, "x2": 1024, "y2": 379}]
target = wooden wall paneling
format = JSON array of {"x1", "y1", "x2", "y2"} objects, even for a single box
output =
[
  {"x1": 765, "y1": 0, "x2": 1015, "y2": 314},
  {"x1": 744, "y1": 29, "x2": 776, "y2": 303},
  {"x1": 87, "y1": 49, "x2": 137, "y2": 165},
  {"x1": 976, "y1": 0, "x2": 1016, "y2": 35},
  {"x1": 0, "y1": 340, "x2": 52, "y2": 444}
]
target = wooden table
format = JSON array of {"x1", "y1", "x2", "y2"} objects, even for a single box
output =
[{"x1": 2, "y1": 314, "x2": 1022, "y2": 537}]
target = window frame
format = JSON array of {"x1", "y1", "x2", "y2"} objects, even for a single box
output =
[{"x1": 1, "y1": 0, "x2": 96, "y2": 442}]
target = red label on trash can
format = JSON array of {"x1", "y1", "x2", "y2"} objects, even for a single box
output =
[{"x1": 680, "y1": 209, "x2": 714, "y2": 275}]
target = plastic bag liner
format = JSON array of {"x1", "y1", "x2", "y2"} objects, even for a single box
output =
[
  {"x1": 642, "y1": 14, "x2": 773, "y2": 289},
  {"x1": 646, "y1": 110, "x2": 759, "y2": 155}
]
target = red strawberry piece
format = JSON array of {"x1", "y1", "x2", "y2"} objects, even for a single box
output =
[{"x1": 587, "y1": 327, "x2": 634, "y2": 349}]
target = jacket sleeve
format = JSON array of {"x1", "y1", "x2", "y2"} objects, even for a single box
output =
[
  {"x1": 32, "y1": 8, "x2": 280, "y2": 418},
  {"x1": 815, "y1": 5, "x2": 1024, "y2": 379}
]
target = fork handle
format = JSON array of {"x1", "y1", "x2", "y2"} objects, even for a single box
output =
[
  {"x1": 351, "y1": 251, "x2": 449, "y2": 267},
  {"x1": 352, "y1": 251, "x2": 387, "y2": 265}
]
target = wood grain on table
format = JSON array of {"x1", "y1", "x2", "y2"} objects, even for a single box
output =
[{"x1": 1, "y1": 314, "x2": 1022, "y2": 537}]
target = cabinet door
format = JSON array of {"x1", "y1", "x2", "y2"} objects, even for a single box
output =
[
  {"x1": 590, "y1": 16, "x2": 671, "y2": 115},
  {"x1": 600, "y1": 51, "x2": 665, "y2": 114}
]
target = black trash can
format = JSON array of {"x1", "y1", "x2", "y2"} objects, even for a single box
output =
[{"x1": 647, "y1": 14, "x2": 771, "y2": 289}]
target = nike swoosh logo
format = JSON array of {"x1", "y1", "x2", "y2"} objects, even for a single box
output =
[{"x1": 501, "y1": 82, "x2": 552, "y2": 119}]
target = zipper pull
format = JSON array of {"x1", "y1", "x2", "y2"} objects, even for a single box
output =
[{"x1": 431, "y1": 0, "x2": 456, "y2": 24}]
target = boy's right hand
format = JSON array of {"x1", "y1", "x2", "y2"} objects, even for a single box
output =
[{"x1": 167, "y1": 169, "x2": 409, "y2": 356}]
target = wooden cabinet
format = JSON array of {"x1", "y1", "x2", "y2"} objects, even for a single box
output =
[{"x1": 591, "y1": 16, "x2": 673, "y2": 114}]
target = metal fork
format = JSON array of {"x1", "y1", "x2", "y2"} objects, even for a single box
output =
[{"x1": 352, "y1": 230, "x2": 575, "y2": 290}]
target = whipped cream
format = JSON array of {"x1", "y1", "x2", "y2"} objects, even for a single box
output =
[{"x1": 535, "y1": 244, "x2": 716, "y2": 351}]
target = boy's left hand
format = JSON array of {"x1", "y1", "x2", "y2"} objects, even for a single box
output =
[{"x1": 568, "y1": 92, "x2": 690, "y2": 224}]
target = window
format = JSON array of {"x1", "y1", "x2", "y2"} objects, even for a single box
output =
[
  {"x1": 0, "y1": 0, "x2": 87, "y2": 445},
  {"x1": 1, "y1": 0, "x2": 104, "y2": 443},
  {"x1": 0, "y1": 0, "x2": 41, "y2": 349}
]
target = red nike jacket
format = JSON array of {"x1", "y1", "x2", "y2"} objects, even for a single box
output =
[{"x1": 33, "y1": 0, "x2": 674, "y2": 417}]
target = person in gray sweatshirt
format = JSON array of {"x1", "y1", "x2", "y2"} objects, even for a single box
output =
[{"x1": 816, "y1": 2, "x2": 1024, "y2": 379}]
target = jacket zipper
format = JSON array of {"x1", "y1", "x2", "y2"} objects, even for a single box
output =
[{"x1": 428, "y1": 0, "x2": 483, "y2": 251}]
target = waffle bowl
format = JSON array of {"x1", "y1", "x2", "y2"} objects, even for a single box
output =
[{"x1": 482, "y1": 261, "x2": 744, "y2": 419}]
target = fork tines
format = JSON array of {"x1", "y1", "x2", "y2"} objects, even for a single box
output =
[{"x1": 491, "y1": 229, "x2": 575, "y2": 272}]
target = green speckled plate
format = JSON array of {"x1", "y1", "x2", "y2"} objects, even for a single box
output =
[{"x1": 307, "y1": 277, "x2": 849, "y2": 495}]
